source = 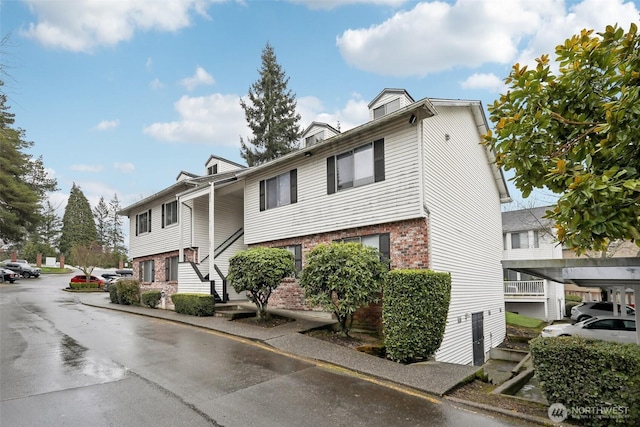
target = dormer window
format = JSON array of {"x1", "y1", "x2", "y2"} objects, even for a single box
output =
[
  {"x1": 305, "y1": 131, "x2": 324, "y2": 147},
  {"x1": 208, "y1": 164, "x2": 218, "y2": 175},
  {"x1": 373, "y1": 98, "x2": 400, "y2": 119}
]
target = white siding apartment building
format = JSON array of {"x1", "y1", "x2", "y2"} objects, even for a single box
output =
[{"x1": 120, "y1": 88, "x2": 511, "y2": 366}]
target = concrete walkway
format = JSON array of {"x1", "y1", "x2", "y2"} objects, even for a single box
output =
[{"x1": 76, "y1": 292, "x2": 481, "y2": 397}]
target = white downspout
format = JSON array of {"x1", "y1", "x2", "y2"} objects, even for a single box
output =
[{"x1": 208, "y1": 182, "x2": 215, "y2": 292}]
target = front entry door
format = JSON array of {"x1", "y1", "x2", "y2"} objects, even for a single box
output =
[{"x1": 472, "y1": 312, "x2": 484, "y2": 366}]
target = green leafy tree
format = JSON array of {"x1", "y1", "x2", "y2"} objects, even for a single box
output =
[
  {"x1": 300, "y1": 242, "x2": 386, "y2": 336},
  {"x1": 482, "y1": 24, "x2": 640, "y2": 253},
  {"x1": 240, "y1": 42, "x2": 302, "y2": 166},
  {"x1": 70, "y1": 241, "x2": 104, "y2": 280},
  {"x1": 59, "y1": 183, "x2": 97, "y2": 257},
  {"x1": 227, "y1": 247, "x2": 295, "y2": 320},
  {"x1": 0, "y1": 81, "x2": 57, "y2": 242}
]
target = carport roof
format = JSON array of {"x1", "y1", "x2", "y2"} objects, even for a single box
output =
[{"x1": 502, "y1": 257, "x2": 640, "y2": 289}]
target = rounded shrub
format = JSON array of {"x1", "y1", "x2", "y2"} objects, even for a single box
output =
[
  {"x1": 116, "y1": 279, "x2": 141, "y2": 306},
  {"x1": 172, "y1": 293, "x2": 215, "y2": 316},
  {"x1": 141, "y1": 290, "x2": 161, "y2": 308}
]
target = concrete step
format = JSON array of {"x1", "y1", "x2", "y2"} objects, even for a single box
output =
[{"x1": 215, "y1": 305, "x2": 256, "y2": 320}]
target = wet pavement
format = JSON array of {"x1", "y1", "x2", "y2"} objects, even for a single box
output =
[{"x1": 1, "y1": 274, "x2": 548, "y2": 426}]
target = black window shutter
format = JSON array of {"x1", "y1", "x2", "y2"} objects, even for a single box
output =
[
  {"x1": 135, "y1": 214, "x2": 139, "y2": 236},
  {"x1": 161, "y1": 204, "x2": 165, "y2": 229},
  {"x1": 148, "y1": 209, "x2": 152, "y2": 232},
  {"x1": 259, "y1": 180, "x2": 266, "y2": 211},
  {"x1": 326, "y1": 156, "x2": 336, "y2": 194},
  {"x1": 294, "y1": 245, "x2": 302, "y2": 271},
  {"x1": 379, "y1": 233, "x2": 390, "y2": 269},
  {"x1": 151, "y1": 260, "x2": 155, "y2": 282},
  {"x1": 374, "y1": 139, "x2": 385, "y2": 182},
  {"x1": 290, "y1": 169, "x2": 297, "y2": 204},
  {"x1": 165, "y1": 258, "x2": 169, "y2": 281}
]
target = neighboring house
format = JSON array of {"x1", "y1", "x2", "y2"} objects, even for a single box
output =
[
  {"x1": 502, "y1": 207, "x2": 565, "y2": 321},
  {"x1": 119, "y1": 88, "x2": 511, "y2": 366}
]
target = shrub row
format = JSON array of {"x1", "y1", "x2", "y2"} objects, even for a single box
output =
[
  {"x1": 565, "y1": 294, "x2": 582, "y2": 303},
  {"x1": 141, "y1": 290, "x2": 162, "y2": 308},
  {"x1": 530, "y1": 336, "x2": 640, "y2": 426},
  {"x1": 382, "y1": 270, "x2": 451, "y2": 363},
  {"x1": 172, "y1": 293, "x2": 215, "y2": 316}
]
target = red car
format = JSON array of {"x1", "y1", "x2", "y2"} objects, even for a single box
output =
[{"x1": 69, "y1": 275, "x2": 105, "y2": 287}]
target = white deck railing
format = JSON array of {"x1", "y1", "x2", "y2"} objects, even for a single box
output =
[{"x1": 504, "y1": 280, "x2": 545, "y2": 296}]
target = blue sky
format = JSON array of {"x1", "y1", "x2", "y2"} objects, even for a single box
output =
[{"x1": 3, "y1": 0, "x2": 640, "y2": 220}]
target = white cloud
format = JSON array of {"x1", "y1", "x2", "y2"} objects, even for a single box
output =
[
  {"x1": 95, "y1": 119, "x2": 119, "y2": 131},
  {"x1": 114, "y1": 163, "x2": 135, "y2": 173},
  {"x1": 336, "y1": 0, "x2": 640, "y2": 76},
  {"x1": 297, "y1": 94, "x2": 368, "y2": 132},
  {"x1": 70, "y1": 164, "x2": 105, "y2": 172},
  {"x1": 288, "y1": 0, "x2": 407, "y2": 10},
  {"x1": 21, "y1": 0, "x2": 217, "y2": 52},
  {"x1": 143, "y1": 93, "x2": 247, "y2": 145},
  {"x1": 150, "y1": 78, "x2": 164, "y2": 90},
  {"x1": 180, "y1": 67, "x2": 215, "y2": 91},
  {"x1": 460, "y1": 73, "x2": 506, "y2": 93}
]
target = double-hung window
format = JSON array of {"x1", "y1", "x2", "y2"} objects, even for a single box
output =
[
  {"x1": 140, "y1": 260, "x2": 155, "y2": 282},
  {"x1": 165, "y1": 256, "x2": 178, "y2": 281},
  {"x1": 511, "y1": 231, "x2": 529, "y2": 249},
  {"x1": 136, "y1": 209, "x2": 152, "y2": 235},
  {"x1": 259, "y1": 170, "x2": 297, "y2": 211},
  {"x1": 335, "y1": 233, "x2": 390, "y2": 266},
  {"x1": 327, "y1": 139, "x2": 384, "y2": 194},
  {"x1": 162, "y1": 201, "x2": 178, "y2": 228},
  {"x1": 283, "y1": 245, "x2": 302, "y2": 272},
  {"x1": 373, "y1": 99, "x2": 400, "y2": 119}
]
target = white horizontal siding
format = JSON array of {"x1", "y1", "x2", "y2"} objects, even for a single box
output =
[
  {"x1": 368, "y1": 92, "x2": 413, "y2": 121},
  {"x1": 129, "y1": 197, "x2": 184, "y2": 259},
  {"x1": 503, "y1": 231, "x2": 562, "y2": 260},
  {"x1": 193, "y1": 197, "x2": 209, "y2": 261},
  {"x1": 177, "y1": 262, "x2": 209, "y2": 294},
  {"x1": 421, "y1": 106, "x2": 506, "y2": 365},
  {"x1": 244, "y1": 121, "x2": 423, "y2": 244}
]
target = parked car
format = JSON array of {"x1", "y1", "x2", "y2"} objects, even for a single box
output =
[
  {"x1": 1, "y1": 259, "x2": 29, "y2": 265},
  {"x1": 541, "y1": 316, "x2": 637, "y2": 344},
  {"x1": 69, "y1": 275, "x2": 105, "y2": 287},
  {"x1": 570, "y1": 301, "x2": 635, "y2": 322},
  {"x1": 1, "y1": 268, "x2": 19, "y2": 283},
  {"x1": 1, "y1": 262, "x2": 41, "y2": 278}
]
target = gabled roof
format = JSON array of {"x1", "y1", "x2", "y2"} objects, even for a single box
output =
[
  {"x1": 237, "y1": 96, "x2": 437, "y2": 178},
  {"x1": 301, "y1": 121, "x2": 340, "y2": 137},
  {"x1": 502, "y1": 206, "x2": 555, "y2": 233},
  {"x1": 368, "y1": 88, "x2": 415, "y2": 108},
  {"x1": 175, "y1": 171, "x2": 199, "y2": 181},
  {"x1": 205, "y1": 155, "x2": 246, "y2": 169}
]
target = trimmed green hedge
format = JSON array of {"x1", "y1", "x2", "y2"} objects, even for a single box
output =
[
  {"x1": 172, "y1": 293, "x2": 215, "y2": 317},
  {"x1": 141, "y1": 290, "x2": 161, "y2": 308},
  {"x1": 108, "y1": 283, "x2": 118, "y2": 303},
  {"x1": 115, "y1": 279, "x2": 140, "y2": 305},
  {"x1": 530, "y1": 336, "x2": 640, "y2": 426},
  {"x1": 383, "y1": 270, "x2": 451, "y2": 363},
  {"x1": 69, "y1": 281, "x2": 100, "y2": 289}
]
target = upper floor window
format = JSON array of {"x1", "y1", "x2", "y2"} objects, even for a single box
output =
[
  {"x1": 305, "y1": 132, "x2": 324, "y2": 147},
  {"x1": 373, "y1": 99, "x2": 400, "y2": 119},
  {"x1": 259, "y1": 170, "x2": 297, "y2": 211},
  {"x1": 208, "y1": 164, "x2": 218, "y2": 175},
  {"x1": 327, "y1": 139, "x2": 384, "y2": 194},
  {"x1": 510, "y1": 231, "x2": 528, "y2": 249},
  {"x1": 136, "y1": 209, "x2": 152, "y2": 236},
  {"x1": 162, "y1": 201, "x2": 178, "y2": 228}
]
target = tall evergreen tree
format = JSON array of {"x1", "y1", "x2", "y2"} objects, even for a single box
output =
[
  {"x1": 59, "y1": 183, "x2": 97, "y2": 256},
  {"x1": 108, "y1": 193, "x2": 126, "y2": 254},
  {"x1": 0, "y1": 80, "x2": 57, "y2": 242},
  {"x1": 93, "y1": 196, "x2": 110, "y2": 247},
  {"x1": 240, "y1": 42, "x2": 302, "y2": 166}
]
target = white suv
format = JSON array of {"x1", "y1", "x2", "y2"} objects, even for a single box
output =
[{"x1": 570, "y1": 301, "x2": 635, "y2": 322}]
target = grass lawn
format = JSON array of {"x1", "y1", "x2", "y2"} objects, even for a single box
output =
[
  {"x1": 40, "y1": 267, "x2": 73, "y2": 274},
  {"x1": 506, "y1": 311, "x2": 546, "y2": 330}
]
